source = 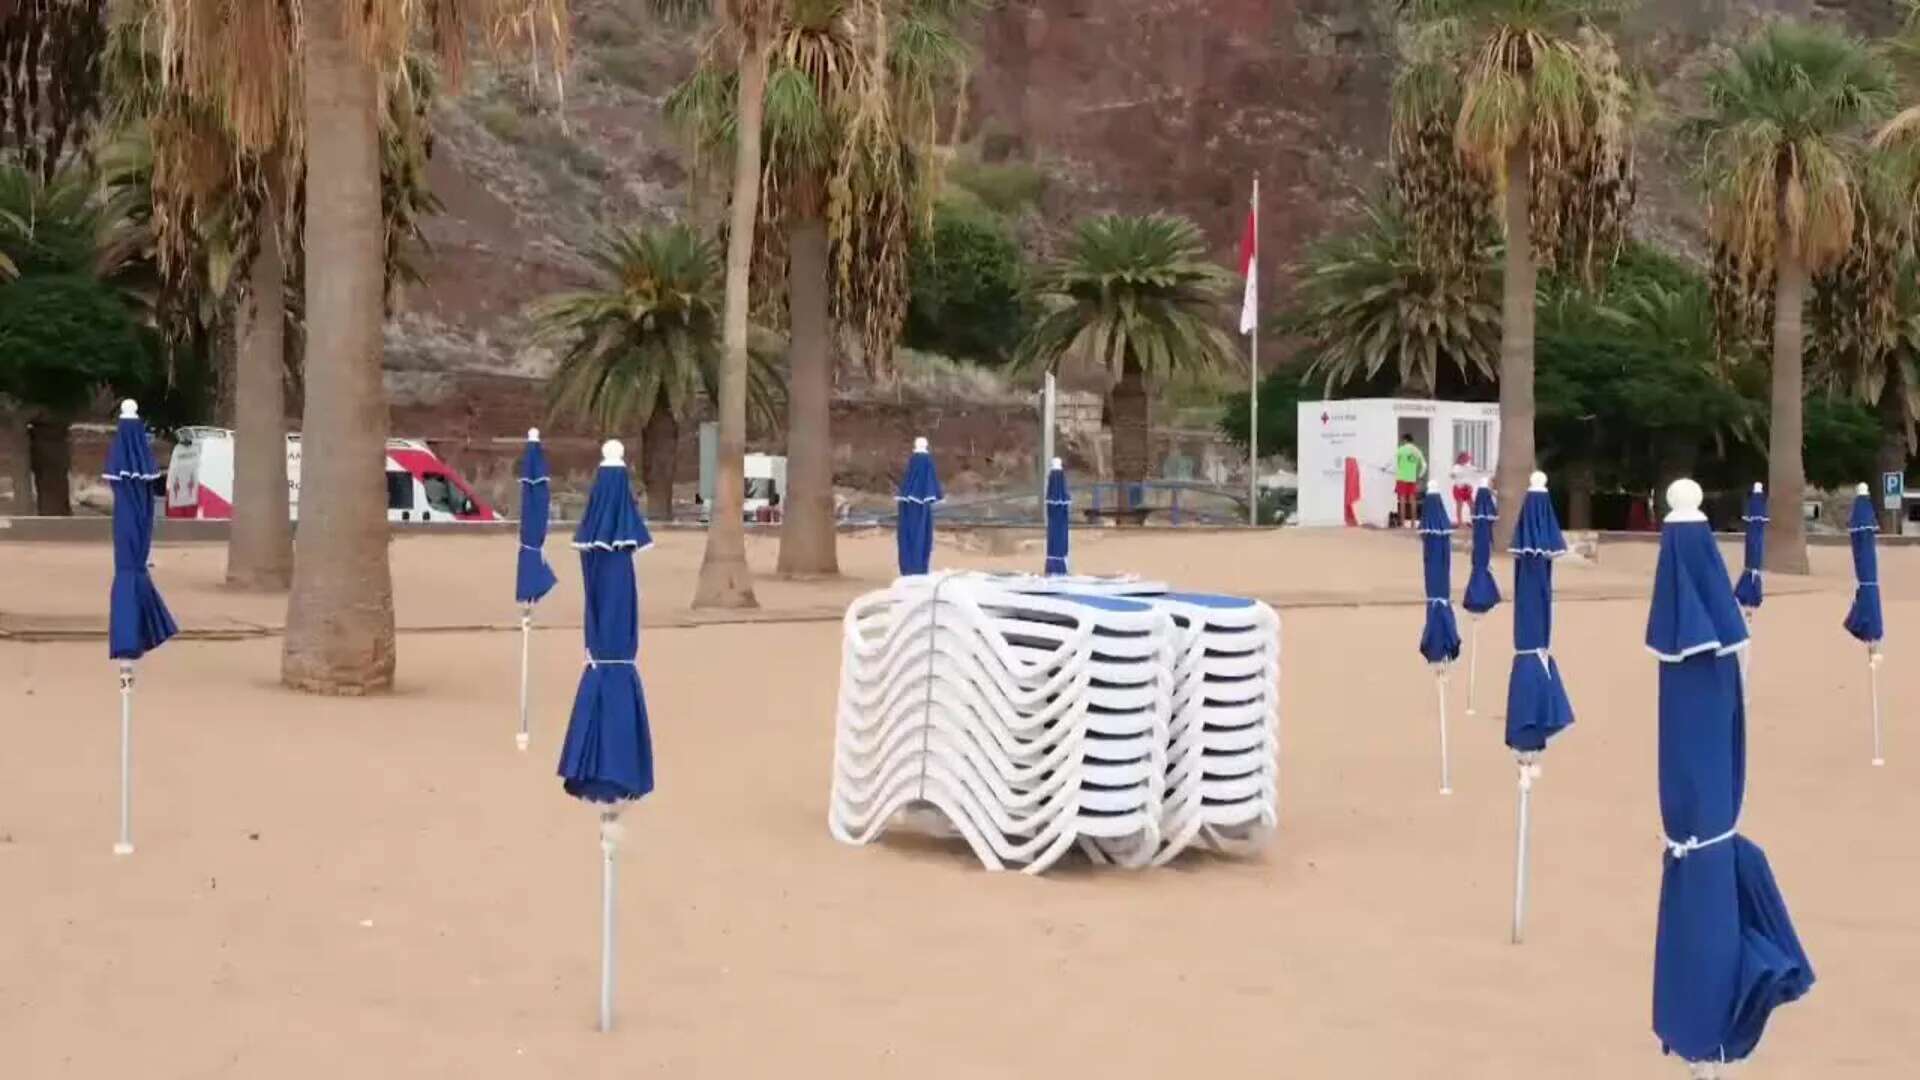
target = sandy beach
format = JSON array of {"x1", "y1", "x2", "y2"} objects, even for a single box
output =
[{"x1": 3, "y1": 526, "x2": 1916, "y2": 1077}]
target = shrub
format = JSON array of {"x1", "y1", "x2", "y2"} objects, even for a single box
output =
[{"x1": 904, "y1": 202, "x2": 1029, "y2": 363}]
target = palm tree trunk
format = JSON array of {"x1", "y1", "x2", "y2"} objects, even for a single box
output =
[
  {"x1": 213, "y1": 310, "x2": 238, "y2": 427},
  {"x1": 1876, "y1": 360, "x2": 1908, "y2": 534},
  {"x1": 1766, "y1": 250, "x2": 1811, "y2": 576},
  {"x1": 1566, "y1": 455, "x2": 1595, "y2": 531},
  {"x1": 227, "y1": 199, "x2": 293, "y2": 590},
  {"x1": 1111, "y1": 353, "x2": 1150, "y2": 520},
  {"x1": 693, "y1": 33, "x2": 769, "y2": 609},
  {"x1": 1493, "y1": 139, "x2": 1537, "y2": 547},
  {"x1": 282, "y1": 0, "x2": 397, "y2": 692},
  {"x1": 642, "y1": 397, "x2": 678, "y2": 523},
  {"x1": 27, "y1": 416, "x2": 72, "y2": 516},
  {"x1": 777, "y1": 211, "x2": 839, "y2": 577}
]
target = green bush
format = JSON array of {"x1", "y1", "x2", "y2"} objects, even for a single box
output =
[
  {"x1": 0, "y1": 273, "x2": 153, "y2": 414},
  {"x1": 947, "y1": 160, "x2": 1048, "y2": 215},
  {"x1": 904, "y1": 202, "x2": 1030, "y2": 363}
]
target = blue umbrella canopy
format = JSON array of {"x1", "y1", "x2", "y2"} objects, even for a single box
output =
[
  {"x1": 105, "y1": 401, "x2": 177, "y2": 660},
  {"x1": 1505, "y1": 474, "x2": 1573, "y2": 753},
  {"x1": 896, "y1": 436, "x2": 942, "y2": 576},
  {"x1": 1648, "y1": 479, "x2": 1813, "y2": 1066},
  {"x1": 1733, "y1": 483, "x2": 1766, "y2": 612},
  {"x1": 1844, "y1": 487, "x2": 1883, "y2": 644},
  {"x1": 1463, "y1": 484, "x2": 1502, "y2": 615},
  {"x1": 516, "y1": 429, "x2": 559, "y2": 606},
  {"x1": 557, "y1": 442, "x2": 656, "y2": 804},
  {"x1": 1044, "y1": 459, "x2": 1070, "y2": 577},
  {"x1": 1418, "y1": 487, "x2": 1461, "y2": 664}
]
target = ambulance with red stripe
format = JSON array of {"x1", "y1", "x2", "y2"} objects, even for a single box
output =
[{"x1": 165, "y1": 427, "x2": 497, "y2": 523}]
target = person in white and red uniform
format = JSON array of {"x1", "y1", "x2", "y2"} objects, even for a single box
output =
[{"x1": 1450, "y1": 451, "x2": 1477, "y2": 525}]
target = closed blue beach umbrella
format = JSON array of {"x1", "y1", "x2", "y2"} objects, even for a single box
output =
[
  {"x1": 1843, "y1": 484, "x2": 1887, "y2": 764},
  {"x1": 515, "y1": 428, "x2": 559, "y2": 750},
  {"x1": 896, "y1": 436, "x2": 942, "y2": 576},
  {"x1": 1044, "y1": 458, "x2": 1070, "y2": 576},
  {"x1": 1506, "y1": 471, "x2": 1573, "y2": 943},
  {"x1": 1418, "y1": 484, "x2": 1461, "y2": 794},
  {"x1": 1462, "y1": 483, "x2": 1501, "y2": 716},
  {"x1": 105, "y1": 400, "x2": 176, "y2": 856},
  {"x1": 1733, "y1": 483, "x2": 1766, "y2": 614},
  {"x1": 1648, "y1": 478, "x2": 1813, "y2": 1075},
  {"x1": 557, "y1": 440, "x2": 656, "y2": 1032}
]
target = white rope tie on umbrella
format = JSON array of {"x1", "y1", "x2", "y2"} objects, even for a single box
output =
[
  {"x1": 1516, "y1": 646, "x2": 1552, "y2": 673},
  {"x1": 1663, "y1": 826, "x2": 1737, "y2": 860},
  {"x1": 520, "y1": 544, "x2": 544, "y2": 552},
  {"x1": 585, "y1": 657, "x2": 636, "y2": 667},
  {"x1": 1516, "y1": 757, "x2": 1542, "y2": 791}
]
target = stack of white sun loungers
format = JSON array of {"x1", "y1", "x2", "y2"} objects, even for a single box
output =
[{"x1": 829, "y1": 572, "x2": 1280, "y2": 873}]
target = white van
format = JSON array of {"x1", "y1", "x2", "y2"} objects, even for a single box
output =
[{"x1": 166, "y1": 427, "x2": 497, "y2": 524}]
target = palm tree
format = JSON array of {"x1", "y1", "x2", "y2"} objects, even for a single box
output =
[
  {"x1": 1291, "y1": 198, "x2": 1500, "y2": 397},
  {"x1": 667, "y1": 0, "x2": 975, "y2": 579},
  {"x1": 1015, "y1": 214, "x2": 1240, "y2": 497},
  {"x1": 1393, "y1": 0, "x2": 1635, "y2": 542},
  {"x1": 0, "y1": 162, "x2": 155, "y2": 515},
  {"x1": 531, "y1": 224, "x2": 782, "y2": 521},
  {"x1": 649, "y1": 0, "x2": 781, "y2": 609},
  {"x1": 1700, "y1": 21, "x2": 1894, "y2": 575},
  {"x1": 149, "y1": 0, "x2": 566, "y2": 690}
]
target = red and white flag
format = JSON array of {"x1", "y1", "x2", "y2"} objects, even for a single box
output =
[{"x1": 1237, "y1": 184, "x2": 1258, "y2": 335}]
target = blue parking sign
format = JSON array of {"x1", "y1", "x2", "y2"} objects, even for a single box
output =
[{"x1": 1885, "y1": 471, "x2": 1905, "y2": 511}]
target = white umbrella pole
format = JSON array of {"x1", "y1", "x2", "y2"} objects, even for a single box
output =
[
  {"x1": 1870, "y1": 648, "x2": 1885, "y2": 767},
  {"x1": 517, "y1": 604, "x2": 533, "y2": 751},
  {"x1": 1511, "y1": 755, "x2": 1537, "y2": 944},
  {"x1": 599, "y1": 809, "x2": 620, "y2": 1032},
  {"x1": 1465, "y1": 619, "x2": 1479, "y2": 716},
  {"x1": 115, "y1": 662, "x2": 134, "y2": 855},
  {"x1": 1434, "y1": 667, "x2": 1452, "y2": 795}
]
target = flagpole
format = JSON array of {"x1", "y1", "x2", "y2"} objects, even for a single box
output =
[{"x1": 1248, "y1": 176, "x2": 1260, "y2": 528}]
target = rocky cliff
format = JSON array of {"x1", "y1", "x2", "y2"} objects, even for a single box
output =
[{"x1": 388, "y1": 0, "x2": 1914, "y2": 464}]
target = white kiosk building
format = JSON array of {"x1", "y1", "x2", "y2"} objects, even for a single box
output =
[{"x1": 1295, "y1": 398, "x2": 1501, "y2": 527}]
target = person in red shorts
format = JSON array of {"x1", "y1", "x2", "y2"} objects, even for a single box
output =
[
  {"x1": 1450, "y1": 451, "x2": 1476, "y2": 525},
  {"x1": 1394, "y1": 434, "x2": 1426, "y2": 527}
]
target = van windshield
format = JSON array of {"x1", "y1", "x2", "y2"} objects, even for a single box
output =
[{"x1": 423, "y1": 474, "x2": 476, "y2": 516}]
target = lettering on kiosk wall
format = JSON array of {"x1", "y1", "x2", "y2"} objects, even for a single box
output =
[{"x1": 1315, "y1": 407, "x2": 1362, "y2": 483}]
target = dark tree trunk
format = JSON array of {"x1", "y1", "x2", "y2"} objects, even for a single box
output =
[
  {"x1": 1110, "y1": 353, "x2": 1151, "y2": 521},
  {"x1": 1765, "y1": 248, "x2": 1811, "y2": 575},
  {"x1": 776, "y1": 211, "x2": 839, "y2": 576},
  {"x1": 642, "y1": 400, "x2": 678, "y2": 524},
  {"x1": 1493, "y1": 139, "x2": 1538, "y2": 548},
  {"x1": 27, "y1": 418, "x2": 72, "y2": 516},
  {"x1": 1876, "y1": 363, "x2": 1908, "y2": 534},
  {"x1": 1566, "y1": 455, "x2": 1595, "y2": 531},
  {"x1": 227, "y1": 200, "x2": 293, "y2": 591}
]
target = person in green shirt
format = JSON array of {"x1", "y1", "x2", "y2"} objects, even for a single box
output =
[{"x1": 1394, "y1": 434, "x2": 1427, "y2": 528}]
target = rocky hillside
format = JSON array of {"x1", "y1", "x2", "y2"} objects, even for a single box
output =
[{"x1": 390, "y1": 0, "x2": 1916, "y2": 480}]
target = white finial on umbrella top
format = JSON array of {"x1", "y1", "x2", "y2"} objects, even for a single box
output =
[
  {"x1": 1051, "y1": 457, "x2": 1063, "y2": 470},
  {"x1": 1665, "y1": 478, "x2": 1706, "y2": 523},
  {"x1": 1858, "y1": 482, "x2": 1872, "y2": 496},
  {"x1": 1428, "y1": 478, "x2": 1443, "y2": 494},
  {"x1": 1528, "y1": 470, "x2": 1548, "y2": 492},
  {"x1": 601, "y1": 440, "x2": 625, "y2": 466},
  {"x1": 914, "y1": 436, "x2": 929, "y2": 453},
  {"x1": 1752, "y1": 482, "x2": 1764, "y2": 494},
  {"x1": 120, "y1": 399, "x2": 138, "y2": 419},
  {"x1": 528, "y1": 427, "x2": 541, "y2": 442}
]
